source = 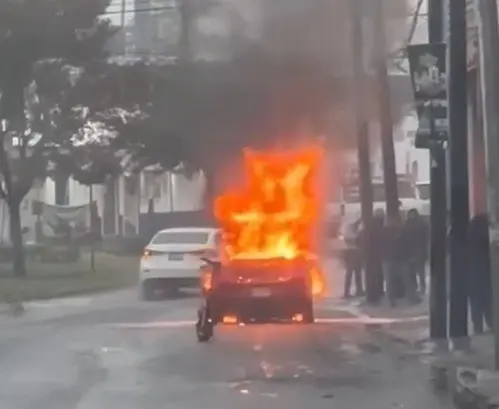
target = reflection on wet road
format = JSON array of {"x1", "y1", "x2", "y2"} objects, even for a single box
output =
[{"x1": 0, "y1": 290, "x2": 450, "y2": 409}]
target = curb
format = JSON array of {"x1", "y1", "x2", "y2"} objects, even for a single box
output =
[
  {"x1": 0, "y1": 302, "x2": 25, "y2": 317},
  {"x1": 0, "y1": 284, "x2": 135, "y2": 317},
  {"x1": 374, "y1": 326, "x2": 498, "y2": 408},
  {"x1": 445, "y1": 366, "x2": 498, "y2": 409},
  {"x1": 367, "y1": 320, "x2": 430, "y2": 349},
  {"x1": 428, "y1": 356, "x2": 499, "y2": 409}
]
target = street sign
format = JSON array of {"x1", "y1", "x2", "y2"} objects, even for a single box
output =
[{"x1": 407, "y1": 43, "x2": 449, "y2": 144}]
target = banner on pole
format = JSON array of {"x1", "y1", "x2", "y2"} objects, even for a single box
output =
[{"x1": 407, "y1": 43, "x2": 448, "y2": 143}]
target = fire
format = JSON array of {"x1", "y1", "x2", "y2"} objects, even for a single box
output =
[{"x1": 214, "y1": 146, "x2": 327, "y2": 296}]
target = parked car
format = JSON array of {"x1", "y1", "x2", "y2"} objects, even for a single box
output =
[{"x1": 139, "y1": 227, "x2": 220, "y2": 300}]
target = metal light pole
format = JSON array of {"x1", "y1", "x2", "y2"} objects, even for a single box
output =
[
  {"x1": 476, "y1": 0, "x2": 499, "y2": 368},
  {"x1": 447, "y1": 0, "x2": 470, "y2": 344},
  {"x1": 428, "y1": 0, "x2": 448, "y2": 342}
]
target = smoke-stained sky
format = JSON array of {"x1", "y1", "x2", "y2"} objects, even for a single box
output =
[{"x1": 256, "y1": 0, "x2": 410, "y2": 73}]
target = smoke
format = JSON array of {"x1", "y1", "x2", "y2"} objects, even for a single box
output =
[
  {"x1": 254, "y1": 0, "x2": 409, "y2": 69},
  {"x1": 193, "y1": 0, "x2": 413, "y2": 152},
  {"x1": 229, "y1": 0, "x2": 411, "y2": 148}
]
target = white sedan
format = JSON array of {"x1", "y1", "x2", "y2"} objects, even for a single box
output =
[{"x1": 139, "y1": 227, "x2": 220, "y2": 300}]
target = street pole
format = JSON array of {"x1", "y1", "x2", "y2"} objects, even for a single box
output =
[
  {"x1": 448, "y1": 0, "x2": 470, "y2": 344},
  {"x1": 179, "y1": 0, "x2": 193, "y2": 63},
  {"x1": 89, "y1": 185, "x2": 96, "y2": 272},
  {"x1": 428, "y1": 0, "x2": 448, "y2": 341},
  {"x1": 169, "y1": 173, "x2": 175, "y2": 211},
  {"x1": 349, "y1": 0, "x2": 375, "y2": 303},
  {"x1": 121, "y1": 0, "x2": 126, "y2": 27},
  {"x1": 372, "y1": 0, "x2": 399, "y2": 222},
  {"x1": 476, "y1": 0, "x2": 499, "y2": 368}
]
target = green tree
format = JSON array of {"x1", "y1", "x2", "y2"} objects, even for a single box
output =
[
  {"x1": 99, "y1": 51, "x2": 337, "y2": 205},
  {"x1": 0, "y1": 0, "x2": 115, "y2": 276}
]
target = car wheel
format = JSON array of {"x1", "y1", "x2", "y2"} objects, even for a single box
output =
[
  {"x1": 196, "y1": 307, "x2": 214, "y2": 342},
  {"x1": 164, "y1": 284, "x2": 180, "y2": 299},
  {"x1": 302, "y1": 299, "x2": 315, "y2": 323},
  {"x1": 196, "y1": 321, "x2": 213, "y2": 342},
  {"x1": 140, "y1": 281, "x2": 156, "y2": 301}
]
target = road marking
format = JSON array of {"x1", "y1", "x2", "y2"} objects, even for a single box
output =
[
  {"x1": 26, "y1": 297, "x2": 93, "y2": 308},
  {"x1": 103, "y1": 315, "x2": 428, "y2": 329}
]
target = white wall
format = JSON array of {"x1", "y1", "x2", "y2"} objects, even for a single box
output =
[
  {"x1": 43, "y1": 176, "x2": 107, "y2": 224},
  {"x1": 139, "y1": 170, "x2": 206, "y2": 213},
  {"x1": 344, "y1": 112, "x2": 430, "y2": 184},
  {"x1": 43, "y1": 177, "x2": 106, "y2": 208},
  {"x1": 403, "y1": 112, "x2": 430, "y2": 183},
  {"x1": 0, "y1": 179, "x2": 45, "y2": 244},
  {"x1": 0, "y1": 168, "x2": 207, "y2": 242},
  {"x1": 370, "y1": 115, "x2": 420, "y2": 179}
]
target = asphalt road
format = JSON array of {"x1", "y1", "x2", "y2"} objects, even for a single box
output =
[{"x1": 0, "y1": 285, "x2": 451, "y2": 409}]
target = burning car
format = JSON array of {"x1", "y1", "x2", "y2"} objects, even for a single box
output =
[{"x1": 195, "y1": 146, "x2": 327, "y2": 342}]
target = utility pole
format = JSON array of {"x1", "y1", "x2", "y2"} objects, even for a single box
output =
[
  {"x1": 448, "y1": 0, "x2": 470, "y2": 344},
  {"x1": 89, "y1": 185, "x2": 96, "y2": 272},
  {"x1": 372, "y1": 0, "x2": 399, "y2": 222},
  {"x1": 178, "y1": 0, "x2": 193, "y2": 63},
  {"x1": 121, "y1": 0, "x2": 126, "y2": 27},
  {"x1": 349, "y1": 0, "x2": 375, "y2": 303},
  {"x1": 476, "y1": 0, "x2": 499, "y2": 368},
  {"x1": 428, "y1": 0, "x2": 448, "y2": 341}
]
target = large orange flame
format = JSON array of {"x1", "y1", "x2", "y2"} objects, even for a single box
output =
[{"x1": 214, "y1": 146, "x2": 326, "y2": 296}]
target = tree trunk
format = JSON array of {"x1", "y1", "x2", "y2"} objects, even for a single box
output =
[
  {"x1": 54, "y1": 173, "x2": 68, "y2": 205},
  {"x1": 373, "y1": 0, "x2": 399, "y2": 221},
  {"x1": 8, "y1": 200, "x2": 26, "y2": 277}
]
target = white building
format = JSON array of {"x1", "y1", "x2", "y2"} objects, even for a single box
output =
[
  {"x1": 0, "y1": 170, "x2": 206, "y2": 243},
  {"x1": 371, "y1": 111, "x2": 430, "y2": 185}
]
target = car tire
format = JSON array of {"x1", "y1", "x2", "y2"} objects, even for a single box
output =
[
  {"x1": 196, "y1": 321, "x2": 213, "y2": 342},
  {"x1": 302, "y1": 299, "x2": 315, "y2": 323},
  {"x1": 140, "y1": 281, "x2": 156, "y2": 301},
  {"x1": 164, "y1": 284, "x2": 180, "y2": 299},
  {"x1": 196, "y1": 307, "x2": 214, "y2": 342}
]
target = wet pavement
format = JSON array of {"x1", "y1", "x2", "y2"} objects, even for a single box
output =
[{"x1": 0, "y1": 289, "x2": 451, "y2": 409}]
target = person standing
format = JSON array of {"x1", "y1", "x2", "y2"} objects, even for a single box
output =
[
  {"x1": 468, "y1": 214, "x2": 493, "y2": 333},
  {"x1": 383, "y1": 214, "x2": 419, "y2": 306},
  {"x1": 366, "y1": 209, "x2": 385, "y2": 305},
  {"x1": 404, "y1": 209, "x2": 429, "y2": 294},
  {"x1": 341, "y1": 219, "x2": 364, "y2": 298}
]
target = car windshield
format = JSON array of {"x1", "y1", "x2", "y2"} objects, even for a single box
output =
[{"x1": 152, "y1": 231, "x2": 210, "y2": 245}]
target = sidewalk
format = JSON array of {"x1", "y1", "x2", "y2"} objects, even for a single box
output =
[
  {"x1": 356, "y1": 295, "x2": 429, "y2": 319},
  {"x1": 432, "y1": 334, "x2": 499, "y2": 409},
  {"x1": 379, "y1": 321, "x2": 499, "y2": 409}
]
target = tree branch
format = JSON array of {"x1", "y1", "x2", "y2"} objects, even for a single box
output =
[{"x1": 389, "y1": 0, "x2": 425, "y2": 60}]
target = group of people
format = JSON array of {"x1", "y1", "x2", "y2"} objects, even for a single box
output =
[
  {"x1": 341, "y1": 208, "x2": 428, "y2": 307},
  {"x1": 340, "y1": 208, "x2": 493, "y2": 334}
]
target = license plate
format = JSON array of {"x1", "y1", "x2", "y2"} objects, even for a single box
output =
[
  {"x1": 168, "y1": 253, "x2": 183, "y2": 261},
  {"x1": 251, "y1": 287, "x2": 271, "y2": 297}
]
